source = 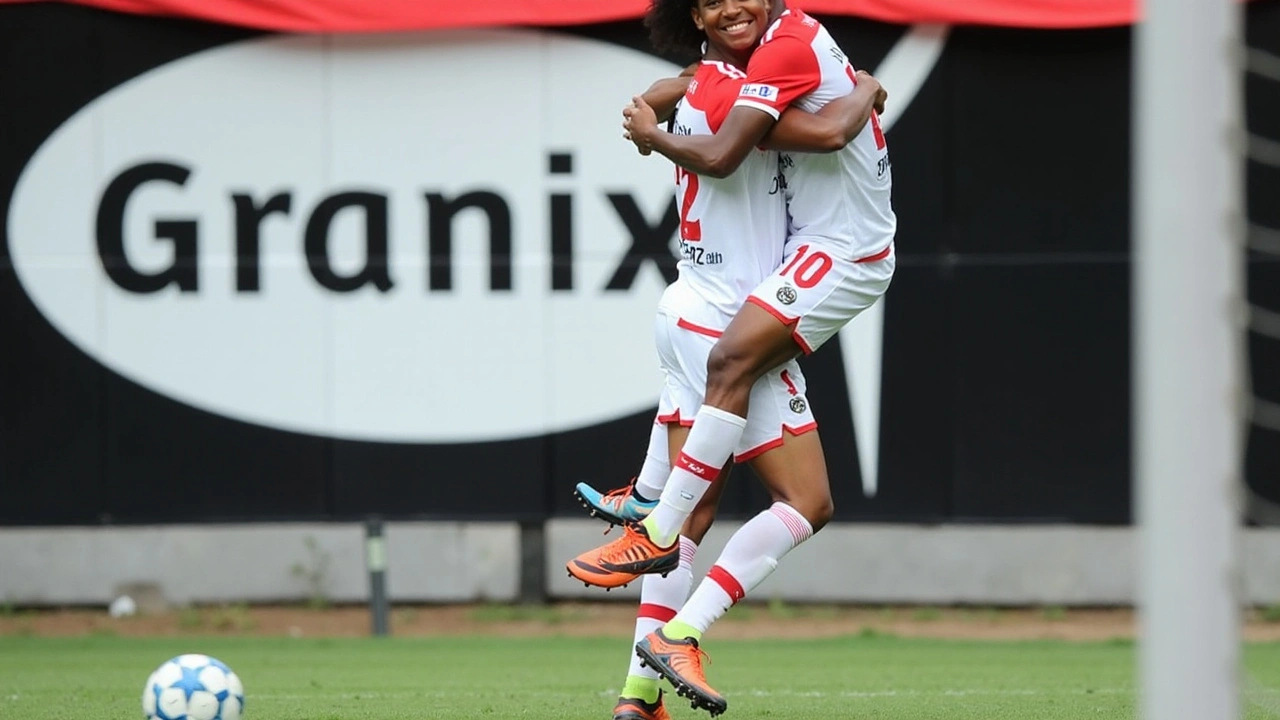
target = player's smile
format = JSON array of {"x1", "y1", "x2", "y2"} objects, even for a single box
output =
[{"x1": 694, "y1": 0, "x2": 770, "y2": 63}]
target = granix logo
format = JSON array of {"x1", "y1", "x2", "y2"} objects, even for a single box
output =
[{"x1": 7, "y1": 30, "x2": 682, "y2": 442}]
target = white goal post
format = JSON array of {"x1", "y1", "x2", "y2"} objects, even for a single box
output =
[{"x1": 1134, "y1": 0, "x2": 1246, "y2": 718}]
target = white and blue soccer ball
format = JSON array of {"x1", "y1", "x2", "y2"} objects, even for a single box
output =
[{"x1": 142, "y1": 653, "x2": 245, "y2": 720}]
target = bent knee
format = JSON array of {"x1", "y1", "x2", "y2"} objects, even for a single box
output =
[
  {"x1": 771, "y1": 494, "x2": 833, "y2": 534},
  {"x1": 796, "y1": 495, "x2": 834, "y2": 533}
]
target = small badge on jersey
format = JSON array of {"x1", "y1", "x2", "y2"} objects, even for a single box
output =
[
  {"x1": 790, "y1": 397, "x2": 808, "y2": 414},
  {"x1": 776, "y1": 285, "x2": 797, "y2": 305},
  {"x1": 739, "y1": 83, "x2": 779, "y2": 101}
]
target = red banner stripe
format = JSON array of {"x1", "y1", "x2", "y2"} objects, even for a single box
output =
[{"x1": 0, "y1": 0, "x2": 1223, "y2": 31}]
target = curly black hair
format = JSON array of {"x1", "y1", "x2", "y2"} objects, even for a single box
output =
[{"x1": 644, "y1": 0, "x2": 703, "y2": 63}]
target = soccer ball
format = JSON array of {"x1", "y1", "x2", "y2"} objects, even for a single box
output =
[{"x1": 142, "y1": 654, "x2": 245, "y2": 720}]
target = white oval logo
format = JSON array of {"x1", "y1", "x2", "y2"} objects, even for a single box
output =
[{"x1": 8, "y1": 30, "x2": 682, "y2": 442}]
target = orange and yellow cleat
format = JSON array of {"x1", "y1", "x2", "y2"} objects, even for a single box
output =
[
  {"x1": 566, "y1": 522, "x2": 679, "y2": 589},
  {"x1": 635, "y1": 628, "x2": 726, "y2": 717}
]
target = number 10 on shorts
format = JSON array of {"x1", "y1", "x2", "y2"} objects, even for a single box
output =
[{"x1": 780, "y1": 245, "x2": 834, "y2": 289}]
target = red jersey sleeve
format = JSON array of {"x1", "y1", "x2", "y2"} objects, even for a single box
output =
[{"x1": 733, "y1": 33, "x2": 821, "y2": 119}]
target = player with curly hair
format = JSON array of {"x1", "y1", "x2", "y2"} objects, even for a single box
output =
[{"x1": 569, "y1": 0, "x2": 891, "y2": 717}]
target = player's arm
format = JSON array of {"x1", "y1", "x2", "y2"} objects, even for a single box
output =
[
  {"x1": 624, "y1": 38, "x2": 820, "y2": 175},
  {"x1": 638, "y1": 63, "x2": 698, "y2": 123},
  {"x1": 762, "y1": 71, "x2": 886, "y2": 153},
  {"x1": 626, "y1": 39, "x2": 818, "y2": 177},
  {"x1": 626, "y1": 99, "x2": 777, "y2": 179},
  {"x1": 640, "y1": 75, "x2": 694, "y2": 123}
]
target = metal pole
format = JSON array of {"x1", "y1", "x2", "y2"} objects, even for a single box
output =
[
  {"x1": 1134, "y1": 0, "x2": 1244, "y2": 717},
  {"x1": 519, "y1": 519, "x2": 547, "y2": 605},
  {"x1": 365, "y1": 517, "x2": 389, "y2": 636}
]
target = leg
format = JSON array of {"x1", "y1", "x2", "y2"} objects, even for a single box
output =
[
  {"x1": 744, "y1": 429, "x2": 832, "y2": 530},
  {"x1": 615, "y1": 539, "x2": 696, "y2": 719},
  {"x1": 664, "y1": 429, "x2": 828, "y2": 610},
  {"x1": 703, "y1": 302, "x2": 804, "y2": 416},
  {"x1": 575, "y1": 419, "x2": 668, "y2": 527},
  {"x1": 569, "y1": 316, "x2": 726, "y2": 588},
  {"x1": 639, "y1": 364, "x2": 827, "y2": 716},
  {"x1": 674, "y1": 429, "x2": 829, "y2": 639},
  {"x1": 566, "y1": 416, "x2": 732, "y2": 590},
  {"x1": 613, "y1": 432, "x2": 728, "y2": 719},
  {"x1": 639, "y1": 247, "x2": 889, "y2": 547},
  {"x1": 640, "y1": 305, "x2": 802, "y2": 547},
  {"x1": 667, "y1": 423, "x2": 725, "y2": 545}
]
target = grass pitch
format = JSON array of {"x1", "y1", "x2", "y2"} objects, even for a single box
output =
[{"x1": 4, "y1": 633, "x2": 1280, "y2": 719}]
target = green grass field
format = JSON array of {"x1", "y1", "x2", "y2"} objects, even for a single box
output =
[{"x1": 4, "y1": 634, "x2": 1280, "y2": 719}]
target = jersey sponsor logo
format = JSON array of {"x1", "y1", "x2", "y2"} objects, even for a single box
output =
[
  {"x1": 7, "y1": 29, "x2": 683, "y2": 443},
  {"x1": 739, "y1": 83, "x2": 779, "y2": 101},
  {"x1": 679, "y1": 240, "x2": 723, "y2": 266},
  {"x1": 771, "y1": 154, "x2": 792, "y2": 196}
]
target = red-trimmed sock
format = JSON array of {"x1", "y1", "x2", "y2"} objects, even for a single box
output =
[
  {"x1": 642, "y1": 406, "x2": 746, "y2": 547},
  {"x1": 671, "y1": 502, "x2": 814, "y2": 635}
]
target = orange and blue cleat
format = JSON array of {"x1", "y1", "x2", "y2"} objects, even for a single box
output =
[{"x1": 574, "y1": 479, "x2": 659, "y2": 527}]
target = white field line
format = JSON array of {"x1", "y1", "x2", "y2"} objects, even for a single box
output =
[{"x1": 237, "y1": 687, "x2": 1134, "y2": 702}]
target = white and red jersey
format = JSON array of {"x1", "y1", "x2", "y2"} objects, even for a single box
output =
[
  {"x1": 734, "y1": 8, "x2": 896, "y2": 261},
  {"x1": 658, "y1": 59, "x2": 788, "y2": 333}
]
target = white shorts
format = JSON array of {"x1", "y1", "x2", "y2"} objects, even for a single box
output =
[
  {"x1": 653, "y1": 311, "x2": 817, "y2": 462},
  {"x1": 747, "y1": 241, "x2": 896, "y2": 354}
]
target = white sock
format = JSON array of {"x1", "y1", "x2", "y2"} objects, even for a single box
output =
[
  {"x1": 627, "y1": 536, "x2": 698, "y2": 679},
  {"x1": 674, "y1": 502, "x2": 814, "y2": 634},
  {"x1": 643, "y1": 406, "x2": 746, "y2": 547},
  {"x1": 633, "y1": 421, "x2": 670, "y2": 501}
]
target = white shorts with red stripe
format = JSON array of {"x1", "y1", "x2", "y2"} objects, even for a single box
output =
[
  {"x1": 747, "y1": 240, "x2": 896, "y2": 354},
  {"x1": 653, "y1": 311, "x2": 817, "y2": 462}
]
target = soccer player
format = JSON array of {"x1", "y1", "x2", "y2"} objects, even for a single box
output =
[
  {"x1": 576, "y1": 1, "x2": 896, "y2": 715},
  {"x1": 569, "y1": 1, "x2": 890, "y2": 717}
]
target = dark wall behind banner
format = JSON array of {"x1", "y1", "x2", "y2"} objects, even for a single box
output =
[{"x1": 1, "y1": 3, "x2": 1277, "y2": 527}]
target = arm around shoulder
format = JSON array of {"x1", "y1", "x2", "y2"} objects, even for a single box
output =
[
  {"x1": 761, "y1": 72, "x2": 885, "y2": 153},
  {"x1": 645, "y1": 105, "x2": 777, "y2": 178},
  {"x1": 641, "y1": 75, "x2": 694, "y2": 123}
]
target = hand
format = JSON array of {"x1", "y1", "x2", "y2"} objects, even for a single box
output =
[
  {"x1": 622, "y1": 95, "x2": 659, "y2": 156},
  {"x1": 856, "y1": 70, "x2": 888, "y2": 115}
]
